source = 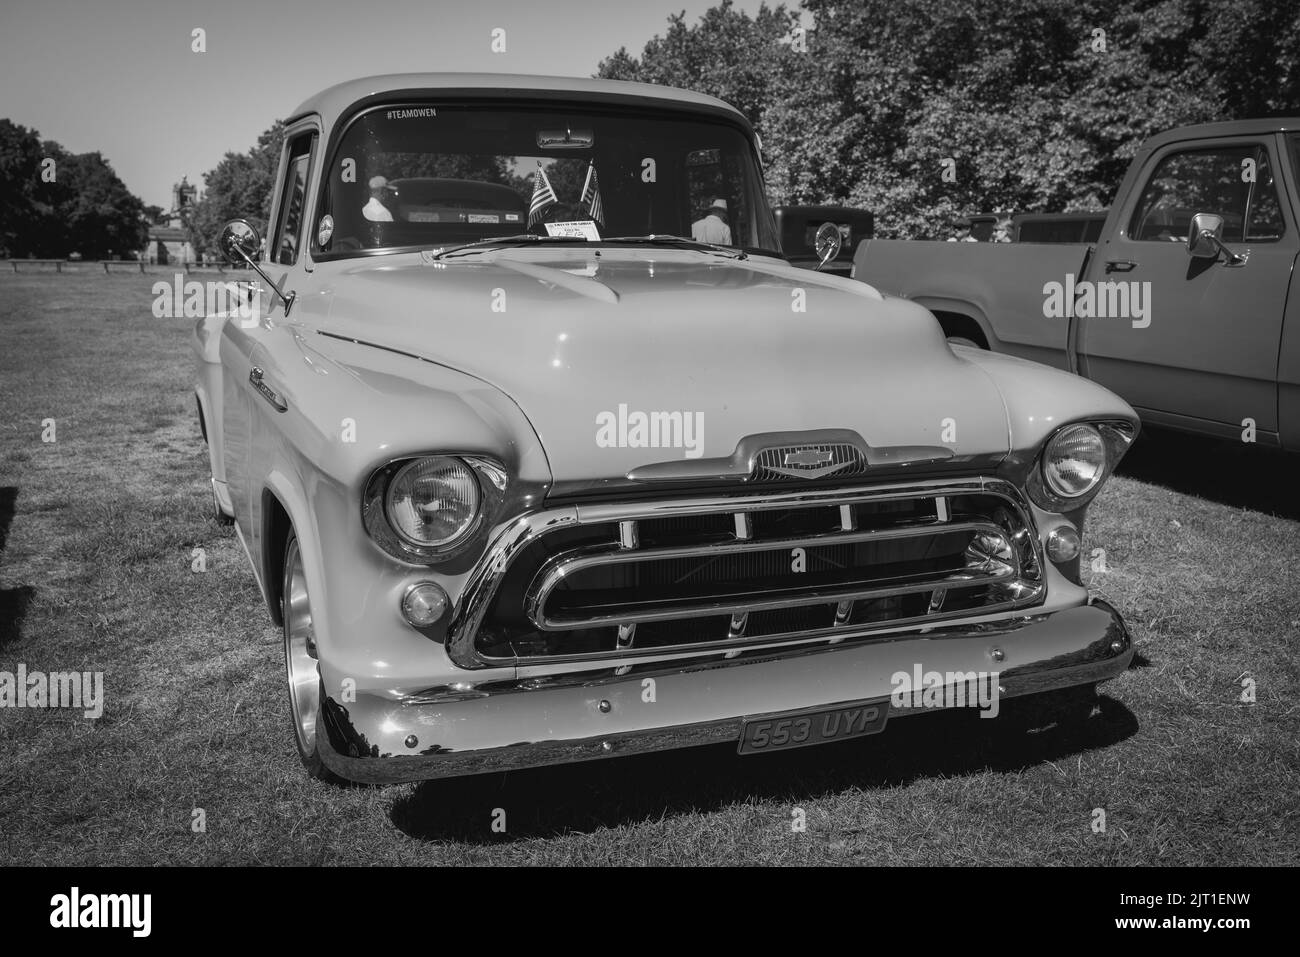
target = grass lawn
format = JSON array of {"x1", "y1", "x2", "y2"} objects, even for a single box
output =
[{"x1": 0, "y1": 269, "x2": 1296, "y2": 865}]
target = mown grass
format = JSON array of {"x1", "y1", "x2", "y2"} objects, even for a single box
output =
[{"x1": 0, "y1": 270, "x2": 1296, "y2": 865}]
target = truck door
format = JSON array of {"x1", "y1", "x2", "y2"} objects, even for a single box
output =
[{"x1": 1078, "y1": 137, "x2": 1294, "y2": 442}]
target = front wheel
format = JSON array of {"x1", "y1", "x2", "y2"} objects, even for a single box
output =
[{"x1": 282, "y1": 531, "x2": 343, "y2": 783}]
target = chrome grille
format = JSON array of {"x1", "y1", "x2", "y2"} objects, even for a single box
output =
[{"x1": 449, "y1": 478, "x2": 1045, "y2": 669}]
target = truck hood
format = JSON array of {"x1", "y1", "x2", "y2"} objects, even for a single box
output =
[{"x1": 318, "y1": 248, "x2": 1011, "y2": 483}]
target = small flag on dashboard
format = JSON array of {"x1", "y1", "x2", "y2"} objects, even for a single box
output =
[
  {"x1": 528, "y1": 161, "x2": 558, "y2": 227},
  {"x1": 581, "y1": 161, "x2": 604, "y2": 224}
]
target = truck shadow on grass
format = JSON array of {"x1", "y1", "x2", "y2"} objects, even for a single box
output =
[
  {"x1": 1118, "y1": 427, "x2": 1300, "y2": 520},
  {"x1": 0, "y1": 487, "x2": 35, "y2": 651},
  {"x1": 389, "y1": 693, "x2": 1138, "y2": 843}
]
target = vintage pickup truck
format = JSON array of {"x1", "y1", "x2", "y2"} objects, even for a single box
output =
[
  {"x1": 853, "y1": 119, "x2": 1300, "y2": 450},
  {"x1": 194, "y1": 73, "x2": 1137, "y2": 784}
]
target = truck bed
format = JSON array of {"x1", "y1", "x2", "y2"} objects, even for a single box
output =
[{"x1": 852, "y1": 239, "x2": 1091, "y2": 370}]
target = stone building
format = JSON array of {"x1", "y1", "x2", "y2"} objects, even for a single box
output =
[{"x1": 144, "y1": 177, "x2": 198, "y2": 264}]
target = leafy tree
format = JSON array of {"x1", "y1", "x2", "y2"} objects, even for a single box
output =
[
  {"x1": 597, "y1": 0, "x2": 802, "y2": 144},
  {"x1": 601, "y1": 0, "x2": 1300, "y2": 239},
  {"x1": 0, "y1": 120, "x2": 47, "y2": 256},
  {"x1": 0, "y1": 121, "x2": 147, "y2": 257},
  {"x1": 41, "y1": 149, "x2": 149, "y2": 258},
  {"x1": 185, "y1": 122, "x2": 284, "y2": 258}
]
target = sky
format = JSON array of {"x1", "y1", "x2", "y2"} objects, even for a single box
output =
[{"x1": 0, "y1": 0, "x2": 777, "y2": 209}]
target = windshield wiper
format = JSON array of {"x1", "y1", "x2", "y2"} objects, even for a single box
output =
[
  {"x1": 429, "y1": 234, "x2": 588, "y2": 260},
  {"x1": 601, "y1": 234, "x2": 748, "y2": 259}
]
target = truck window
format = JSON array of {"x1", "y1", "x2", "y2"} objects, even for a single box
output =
[
  {"x1": 272, "y1": 133, "x2": 316, "y2": 265},
  {"x1": 1129, "y1": 145, "x2": 1284, "y2": 244}
]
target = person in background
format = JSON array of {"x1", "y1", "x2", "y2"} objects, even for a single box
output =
[
  {"x1": 947, "y1": 216, "x2": 977, "y2": 242},
  {"x1": 992, "y1": 217, "x2": 1012, "y2": 242},
  {"x1": 692, "y1": 198, "x2": 733, "y2": 245},
  {"x1": 363, "y1": 176, "x2": 397, "y2": 222}
]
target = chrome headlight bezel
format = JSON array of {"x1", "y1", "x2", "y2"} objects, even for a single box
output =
[
  {"x1": 362, "y1": 454, "x2": 506, "y2": 563},
  {"x1": 1027, "y1": 420, "x2": 1135, "y2": 513}
]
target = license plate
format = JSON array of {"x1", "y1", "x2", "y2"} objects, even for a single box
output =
[{"x1": 738, "y1": 700, "x2": 889, "y2": 755}]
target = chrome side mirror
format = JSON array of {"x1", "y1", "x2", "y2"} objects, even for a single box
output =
[
  {"x1": 219, "y1": 219, "x2": 262, "y2": 263},
  {"x1": 218, "y1": 219, "x2": 296, "y2": 315},
  {"x1": 814, "y1": 221, "x2": 843, "y2": 271},
  {"x1": 1186, "y1": 211, "x2": 1246, "y2": 265}
]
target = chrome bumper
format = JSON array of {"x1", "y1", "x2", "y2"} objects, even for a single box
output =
[{"x1": 318, "y1": 599, "x2": 1131, "y2": 784}]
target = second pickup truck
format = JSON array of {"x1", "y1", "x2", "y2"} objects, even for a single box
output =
[{"x1": 853, "y1": 119, "x2": 1300, "y2": 451}]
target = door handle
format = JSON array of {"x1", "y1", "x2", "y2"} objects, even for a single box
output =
[
  {"x1": 1105, "y1": 260, "x2": 1137, "y2": 273},
  {"x1": 249, "y1": 367, "x2": 288, "y2": 413}
]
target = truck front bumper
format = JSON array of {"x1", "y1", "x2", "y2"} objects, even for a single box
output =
[{"x1": 318, "y1": 599, "x2": 1131, "y2": 784}]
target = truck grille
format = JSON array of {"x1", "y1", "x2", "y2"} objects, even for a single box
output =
[{"x1": 451, "y1": 479, "x2": 1044, "y2": 668}]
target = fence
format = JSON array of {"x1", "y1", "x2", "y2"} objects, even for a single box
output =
[{"x1": 6, "y1": 259, "x2": 244, "y2": 274}]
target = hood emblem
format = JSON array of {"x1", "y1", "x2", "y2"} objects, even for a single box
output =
[
  {"x1": 784, "y1": 449, "x2": 834, "y2": 468},
  {"x1": 762, "y1": 445, "x2": 858, "y2": 480}
]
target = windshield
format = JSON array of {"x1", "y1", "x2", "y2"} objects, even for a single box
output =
[{"x1": 315, "y1": 102, "x2": 781, "y2": 257}]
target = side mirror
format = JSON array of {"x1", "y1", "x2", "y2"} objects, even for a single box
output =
[
  {"x1": 218, "y1": 219, "x2": 295, "y2": 315},
  {"x1": 814, "y1": 221, "x2": 843, "y2": 271},
  {"x1": 1186, "y1": 211, "x2": 1247, "y2": 266},
  {"x1": 219, "y1": 219, "x2": 263, "y2": 264}
]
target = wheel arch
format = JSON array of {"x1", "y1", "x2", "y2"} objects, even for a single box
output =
[
  {"x1": 928, "y1": 306, "x2": 992, "y2": 350},
  {"x1": 259, "y1": 469, "x2": 323, "y2": 630}
]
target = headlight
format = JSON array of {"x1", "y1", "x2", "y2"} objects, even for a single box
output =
[
  {"x1": 1042, "y1": 423, "x2": 1106, "y2": 498},
  {"x1": 385, "y1": 457, "x2": 481, "y2": 548},
  {"x1": 1027, "y1": 421, "x2": 1135, "y2": 513}
]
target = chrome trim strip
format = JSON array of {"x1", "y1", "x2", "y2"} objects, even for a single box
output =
[
  {"x1": 534, "y1": 565, "x2": 1016, "y2": 630},
  {"x1": 524, "y1": 520, "x2": 1010, "y2": 630}
]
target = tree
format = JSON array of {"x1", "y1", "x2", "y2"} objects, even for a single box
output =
[
  {"x1": 185, "y1": 122, "x2": 284, "y2": 259},
  {"x1": 0, "y1": 120, "x2": 47, "y2": 256},
  {"x1": 0, "y1": 120, "x2": 147, "y2": 257},
  {"x1": 596, "y1": 0, "x2": 803, "y2": 145},
  {"x1": 42, "y1": 149, "x2": 149, "y2": 258},
  {"x1": 600, "y1": 0, "x2": 1300, "y2": 239}
]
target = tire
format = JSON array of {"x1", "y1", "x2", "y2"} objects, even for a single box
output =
[{"x1": 282, "y1": 531, "x2": 344, "y2": 783}]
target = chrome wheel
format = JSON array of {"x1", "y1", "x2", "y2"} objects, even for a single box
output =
[{"x1": 283, "y1": 534, "x2": 320, "y2": 755}]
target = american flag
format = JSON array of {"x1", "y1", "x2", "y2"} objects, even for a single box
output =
[
  {"x1": 580, "y1": 161, "x2": 604, "y2": 224},
  {"x1": 528, "y1": 161, "x2": 558, "y2": 227}
]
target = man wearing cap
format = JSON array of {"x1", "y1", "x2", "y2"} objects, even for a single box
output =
[
  {"x1": 692, "y1": 198, "x2": 733, "y2": 245},
  {"x1": 363, "y1": 176, "x2": 397, "y2": 222},
  {"x1": 947, "y1": 216, "x2": 977, "y2": 242}
]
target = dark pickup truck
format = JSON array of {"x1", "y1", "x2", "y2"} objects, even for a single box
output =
[{"x1": 853, "y1": 119, "x2": 1300, "y2": 451}]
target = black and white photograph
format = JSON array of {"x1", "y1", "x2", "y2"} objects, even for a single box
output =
[{"x1": 0, "y1": 0, "x2": 1294, "y2": 920}]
